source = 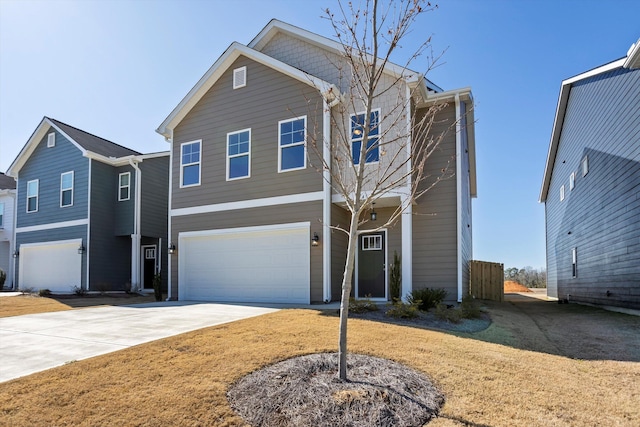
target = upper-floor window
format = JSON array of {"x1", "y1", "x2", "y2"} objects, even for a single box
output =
[
  {"x1": 119, "y1": 172, "x2": 131, "y2": 201},
  {"x1": 279, "y1": 116, "x2": 306, "y2": 172},
  {"x1": 582, "y1": 156, "x2": 589, "y2": 177},
  {"x1": 27, "y1": 179, "x2": 39, "y2": 213},
  {"x1": 47, "y1": 132, "x2": 56, "y2": 148},
  {"x1": 60, "y1": 171, "x2": 74, "y2": 207},
  {"x1": 181, "y1": 140, "x2": 201, "y2": 187},
  {"x1": 560, "y1": 184, "x2": 565, "y2": 201},
  {"x1": 571, "y1": 247, "x2": 577, "y2": 278},
  {"x1": 351, "y1": 109, "x2": 380, "y2": 165},
  {"x1": 233, "y1": 66, "x2": 247, "y2": 89},
  {"x1": 227, "y1": 129, "x2": 251, "y2": 180},
  {"x1": 569, "y1": 172, "x2": 575, "y2": 191},
  {"x1": 0, "y1": 202, "x2": 4, "y2": 228}
]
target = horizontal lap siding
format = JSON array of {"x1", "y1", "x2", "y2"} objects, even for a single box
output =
[
  {"x1": 460, "y1": 102, "x2": 473, "y2": 297},
  {"x1": 331, "y1": 205, "x2": 350, "y2": 300},
  {"x1": 545, "y1": 67, "x2": 640, "y2": 309}
]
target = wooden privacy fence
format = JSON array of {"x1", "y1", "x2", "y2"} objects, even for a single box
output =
[{"x1": 470, "y1": 261, "x2": 504, "y2": 302}]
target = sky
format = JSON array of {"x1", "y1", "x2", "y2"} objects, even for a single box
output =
[{"x1": 1, "y1": 0, "x2": 638, "y2": 270}]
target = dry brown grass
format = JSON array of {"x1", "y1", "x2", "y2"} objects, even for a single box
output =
[{"x1": 1, "y1": 303, "x2": 639, "y2": 426}]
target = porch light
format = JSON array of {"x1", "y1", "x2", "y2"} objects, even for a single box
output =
[
  {"x1": 370, "y1": 202, "x2": 377, "y2": 221},
  {"x1": 168, "y1": 243, "x2": 176, "y2": 254},
  {"x1": 77, "y1": 244, "x2": 85, "y2": 254},
  {"x1": 311, "y1": 233, "x2": 320, "y2": 247},
  {"x1": 13, "y1": 250, "x2": 19, "y2": 258}
]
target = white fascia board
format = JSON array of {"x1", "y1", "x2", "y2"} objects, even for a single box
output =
[
  {"x1": 623, "y1": 39, "x2": 640, "y2": 69},
  {"x1": 156, "y1": 42, "x2": 336, "y2": 139},
  {"x1": 84, "y1": 151, "x2": 140, "y2": 167},
  {"x1": 563, "y1": 58, "x2": 625, "y2": 85},
  {"x1": 139, "y1": 151, "x2": 170, "y2": 160},
  {"x1": 417, "y1": 87, "x2": 473, "y2": 107}
]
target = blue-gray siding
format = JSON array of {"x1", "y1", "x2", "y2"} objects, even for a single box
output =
[
  {"x1": 460, "y1": 101, "x2": 473, "y2": 297},
  {"x1": 545, "y1": 66, "x2": 640, "y2": 309},
  {"x1": 114, "y1": 165, "x2": 135, "y2": 236}
]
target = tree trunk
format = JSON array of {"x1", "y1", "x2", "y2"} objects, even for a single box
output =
[{"x1": 338, "y1": 212, "x2": 360, "y2": 380}]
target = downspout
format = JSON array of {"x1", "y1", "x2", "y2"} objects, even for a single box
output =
[
  {"x1": 455, "y1": 94, "x2": 463, "y2": 302},
  {"x1": 129, "y1": 158, "x2": 142, "y2": 291}
]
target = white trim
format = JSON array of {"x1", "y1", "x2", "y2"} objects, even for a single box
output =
[
  {"x1": 278, "y1": 116, "x2": 307, "y2": 173},
  {"x1": 233, "y1": 66, "x2": 247, "y2": 89},
  {"x1": 401, "y1": 84, "x2": 413, "y2": 301},
  {"x1": 47, "y1": 132, "x2": 55, "y2": 148},
  {"x1": 322, "y1": 100, "x2": 332, "y2": 302},
  {"x1": 180, "y1": 140, "x2": 202, "y2": 188},
  {"x1": 16, "y1": 218, "x2": 89, "y2": 234},
  {"x1": 582, "y1": 156, "x2": 589, "y2": 177},
  {"x1": 60, "y1": 171, "x2": 74, "y2": 208},
  {"x1": 355, "y1": 229, "x2": 388, "y2": 301},
  {"x1": 171, "y1": 191, "x2": 324, "y2": 217},
  {"x1": 19, "y1": 238, "x2": 82, "y2": 250},
  {"x1": 180, "y1": 221, "x2": 311, "y2": 239},
  {"x1": 560, "y1": 184, "x2": 565, "y2": 201},
  {"x1": 564, "y1": 58, "x2": 625, "y2": 86},
  {"x1": 455, "y1": 94, "x2": 463, "y2": 302},
  {"x1": 86, "y1": 159, "x2": 92, "y2": 291},
  {"x1": 118, "y1": 172, "x2": 131, "y2": 201},
  {"x1": 226, "y1": 128, "x2": 251, "y2": 181},
  {"x1": 350, "y1": 108, "x2": 381, "y2": 165},
  {"x1": 167, "y1": 131, "x2": 174, "y2": 300},
  {"x1": 569, "y1": 172, "x2": 575, "y2": 191},
  {"x1": 26, "y1": 179, "x2": 39, "y2": 213},
  {"x1": 129, "y1": 159, "x2": 142, "y2": 290}
]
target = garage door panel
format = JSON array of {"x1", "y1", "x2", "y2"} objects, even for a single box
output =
[
  {"x1": 20, "y1": 240, "x2": 82, "y2": 293},
  {"x1": 179, "y1": 225, "x2": 310, "y2": 303}
]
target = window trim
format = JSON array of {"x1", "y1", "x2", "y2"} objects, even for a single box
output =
[
  {"x1": 569, "y1": 172, "x2": 575, "y2": 191},
  {"x1": 233, "y1": 66, "x2": 247, "y2": 89},
  {"x1": 278, "y1": 116, "x2": 307, "y2": 173},
  {"x1": 0, "y1": 202, "x2": 4, "y2": 228},
  {"x1": 571, "y1": 247, "x2": 577, "y2": 278},
  {"x1": 226, "y1": 128, "x2": 251, "y2": 181},
  {"x1": 47, "y1": 132, "x2": 56, "y2": 148},
  {"x1": 26, "y1": 179, "x2": 39, "y2": 213},
  {"x1": 560, "y1": 184, "x2": 565, "y2": 201},
  {"x1": 351, "y1": 108, "x2": 381, "y2": 165},
  {"x1": 118, "y1": 172, "x2": 131, "y2": 201},
  {"x1": 60, "y1": 171, "x2": 74, "y2": 208},
  {"x1": 180, "y1": 140, "x2": 202, "y2": 188},
  {"x1": 582, "y1": 156, "x2": 589, "y2": 177},
  {"x1": 362, "y1": 234, "x2": 383, "y2": 251}
]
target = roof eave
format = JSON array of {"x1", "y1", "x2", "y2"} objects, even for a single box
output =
[{"x1": 623, "y1": 39, "x2": 640, "y2": 69}]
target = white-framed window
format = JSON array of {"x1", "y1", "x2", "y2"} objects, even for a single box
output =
[
  {"x1": 233, "y1": 66, "x2": 247, "y2": 89},
  {"x1": 119, "y1": 172, "x2": 131, "y2": 201},
  {"x1": 47, "y1": 132, "x2": 56, "y2": 148},
  {"x1": 362, "y1": 235, "x2": 383, "y2": 251},
  {"x1": 278, "y1": 116, "x2": 306, "y2": 172},
  {"x1": 145, "y1": 247, "x2": 156, "y2": 259},
  {"x1": 571, "y1": 247, "x2": 577, "y2": 278},
  {"x1": 0, "y1": 202, "x2": 4, "y2": 228},
  {"x1": 180, "y1": 140, "x2": 201, "y2": 187},
  {"x1": 582, "y1": 156, "x2": 589, "y2": 177},
  {"x1": 60, "y1": 171, "x2": 74, "y2": 207},
  {"x1": 227, "y1": 129, "x2": 251, "y2": 180},
  {"x1": 569, "y1": 172, "x2": 575, "y2": 191},
  {"x1": 351, "y1": 109, "x2": 380, "y2": 165},
  {"x1": 26, "y1": 179, "x2": 39, "y2": 213},
  {"x1": 560, "y1": 184, "x2": 565, "y2": 201}
]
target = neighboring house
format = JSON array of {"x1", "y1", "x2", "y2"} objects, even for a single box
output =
[
  {"x1": 157, "y1": 20, "x2": 476, "y2": 304},
  {"x1": 0, "y1": 172, "x2": 17, "y2": 289},
  {"x1": 7, "y1": 117, "x2": 169, "y2": 293},
  {"x1": 540, "y1": 39, "x2": 640, "y2": 309}
]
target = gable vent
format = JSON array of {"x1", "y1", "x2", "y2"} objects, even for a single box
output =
[
  {"x1": 233, "y1": 66, "x2": 246, "y2": 89},
  {"x1": 47, "y1": 132, "x2": 56, "y2": 148}
]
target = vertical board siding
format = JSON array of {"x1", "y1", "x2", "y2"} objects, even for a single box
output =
[
  {"x1": 470, "y1": 261, "x2": 504, "y2": 301},
  {"x1": 16, "y1": 127, "x2": 88, "y2": 228},
  {"x1": 172, "y1": 56, "x2": 324, "y2": 210},
  {"x1": 545, "y1": 67, "x2": 640, "y2": 309}
]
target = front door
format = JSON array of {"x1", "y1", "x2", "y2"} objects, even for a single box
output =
[
  {"x1": 142, "y1": 245, "x2": 157, "y2": 290},
  {"x1": 357, "y1": 232, "x2": 386, "y2": 299}
]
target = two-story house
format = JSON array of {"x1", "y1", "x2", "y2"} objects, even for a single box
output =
[
  {"x1": 156, "y1": 20, "x2": 476, "y2": 304},
  {"x1": 540, "y1": 39, "x2": 640, "y2": 309},
  {"x1": 0, "y1": 172, "x2": 17, "y2": 289},
  {"x1": 7, "y1": 117, "x2": 169, "y2": 294}
]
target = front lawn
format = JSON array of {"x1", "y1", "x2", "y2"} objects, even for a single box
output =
[{"x1": 1, "y1": 303, "x2": 638, "y2": 426}]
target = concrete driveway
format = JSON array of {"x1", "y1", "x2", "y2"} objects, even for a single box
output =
[{"x1": 0, "y1": 301, "x2": 279, "y2": 383}]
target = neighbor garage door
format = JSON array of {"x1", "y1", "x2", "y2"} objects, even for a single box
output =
[
  {"x1": 19, "y1": 239, "x2": 82, "y2": 292},
  {"x1": 178, "y1": 223, "x2": 310, "y2": 303}
]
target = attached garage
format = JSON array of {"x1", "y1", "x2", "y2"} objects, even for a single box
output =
[
  {"x1": 178, "y1": 223, "x2": 310, "y2": 303},
  {"x1": 19, "y1": 239, "x2": 82, "y2": 292}
]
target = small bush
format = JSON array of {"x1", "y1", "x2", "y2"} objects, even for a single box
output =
[
  {"x1": 19, "y1": 286, "x2": 35, "y2": 295},
  {"x1": 460, "y1": 295, "x2": 482, "y2": 319},
  {"x1": 389, "y1": 251, "x2": 401, "y2": 300},
  {"x1": 0, "y1": 268, "x2": 6, "y2": 288},
  {"x1": 435, "y1": 303, "x2": 463, "y2": 323},
  {"x1": 72, "y1": 285, "x2": 87, "y2": 296},
  {"x1": 408, "y1": 287, "x2": 447, "y2": 311},
  {"x1": 349, "y1": 297, "x2": 379, "y2": 313},
  {"x1": 153, "y1": 273, "x2": 163, "y2": 302},
  {"x1": 386, "y1": 300, "x2": 420, "y2": 319},
  {"x1": 38, "y1": 288, "x2": 51, "y2": 297}
]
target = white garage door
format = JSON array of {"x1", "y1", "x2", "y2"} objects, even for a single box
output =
[
  {"x1": 19, "y1": 239, "x2": 82, "y2": 293},
  {"x1": 179, "y1": 223, "x2": 310, "y2": 303}
]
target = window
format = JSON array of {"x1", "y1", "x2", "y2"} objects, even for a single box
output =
[
  {"x1": 233, "y1": 66, "x2": 246, "y2": 89},
  {"x1": 582, "y1": 156, "x2": 589, "y2": 176},
  {"x1": 119, "y1": 172, "x2": 131, "y2": 201},
  {"x1": 279, "y1": 117, "x2": 306, "y2": 172},
  {"x1": 560, "y1": 184, "x2": 565, "y2": 201},
  {"x1": 362, "y1": 235, "x2": 382, "y2": 251},
  {"x1": 572, "y1": 247, "x2": 577, "y2": 278},
  {"x1": 27, "y1": 179, "x2": 38, "y2": 213},
  {"x1": 47, "y1": 132, "x2": 55, "y2": 148},
  {"x1": 569, "y1": 172, "x2": 575, "y2": 191},
  {"x1": 180, "y1": 141, "x2": 201, "y2": 187},
  {"x1": 0, "y1": 202, "x2": 4, "y2": 228},
  {"x1": 227, "y1": 129, "x2": 250, "y2": 180},
  {"x1": 60, "y1": 171, "x2": 74, "y2": 207},
  {"x1": 351, "y1": 109, "x2": 380, "y2": 164},
  {"x1": 145, "y1": 247, "x2": 156, "y2": 259}
]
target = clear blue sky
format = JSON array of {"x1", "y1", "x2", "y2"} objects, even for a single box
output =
[{"x1": 1, "y1": 0, "x2": 638, "y2": 270}]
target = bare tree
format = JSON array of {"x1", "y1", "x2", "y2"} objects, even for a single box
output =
[{"x1": 309, "y1": 0, "x2": 459, "y2": 380}]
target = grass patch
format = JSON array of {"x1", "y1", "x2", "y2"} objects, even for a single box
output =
[{"x1": 0, "y1": 302, "x2": 638, "y2": 426}]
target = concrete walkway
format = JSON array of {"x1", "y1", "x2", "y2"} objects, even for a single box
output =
[{"x1": 0, "y1": 301, "x2": 280, "y2": 383}]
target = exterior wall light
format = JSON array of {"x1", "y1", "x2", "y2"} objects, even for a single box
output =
[
  {"x1": 370, "y1": 202, "x2": 377, "y2": 221},
  {"x1": 168, "y1": 243, "x2": 176, "y2": 254},
  {"x1": 311, "y1": 233, "x2": 320, "y2": 247},
  {"x1": 13, "y1": 250, "x2": 19, "y2": 258},
  {"x1": 78, "y1": 244, "x2": 85, "y2": 254}
]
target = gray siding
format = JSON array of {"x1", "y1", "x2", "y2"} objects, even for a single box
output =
[
  {"x1": 331, "y1": 205, "x2": 350, "y2": 300},
  {"x1": 0, "y1": 241, "x2": 10, "y2": 288},
  {"x1": 16, "y1": 127, "x2": 88, "y2": 228},
  {"x1": 114, "y1": 165, "x2": 135, "y2": 236},
  {"x1": 545, "y1": 67, "x2": 640, "y2": 309},
  {"x1": 412, "y1": 104, "x2": 459, "y2": 300},
  {"x1": 140, "y1": 156, "x2": 169, "y2": 239},
  {"x1": 460, "y1": 101, "x2": 473, "y2": 297},
  {"x1": 170, "y1": 201, "x2": 324, "y2": 302},
  {"x1": 172, "y1": 55, "x2": 324, "y2": 209}
]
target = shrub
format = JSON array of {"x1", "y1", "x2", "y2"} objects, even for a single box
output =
[
  {"x1": 435, "y1": 303, "x2": 463, "y2": 323},
  {"x1": 349, "y1": 296, "x2": 379, "y2": 313},
  {"x1": 389, "y1": 251, "x2": 401, "y2": 300},
  {"x1": 408, "y1": 287, "x2": 447, "y2": 311},
  {"x1": 0, "y1": 268, "x2": 6, "y2": 288},
  {"x1": 386, "y1": 300, "x2": 420, "y2": 319},
  {"x1": 153, "y1": 273, "x2": 163, "y2": 302},
  {"x1": 72, "y1": 285, "x2": 87, "y2": 296},
  {"x1": 19, "y1": 286, "x2": 35, "y2": 294},
  {"x1": 460, "y1": 295, "x2": 482, "y2": 319},
  {"x1": 38, "y1": 288, "x2": 51, "y2": 297}
]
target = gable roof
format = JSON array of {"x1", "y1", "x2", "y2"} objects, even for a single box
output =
[
  {"x1": 0, "y1": 172, "x2": 16, "y2": 190},
  {"x1": 539, "y1": 38, "x2": 639, "y2": 202},
  {"x1": 7, "y1": 117, "x2": 142, "y2": 177},
  {"x1": 156, "y1": 41, "x2": 338, "y2": 139}
]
